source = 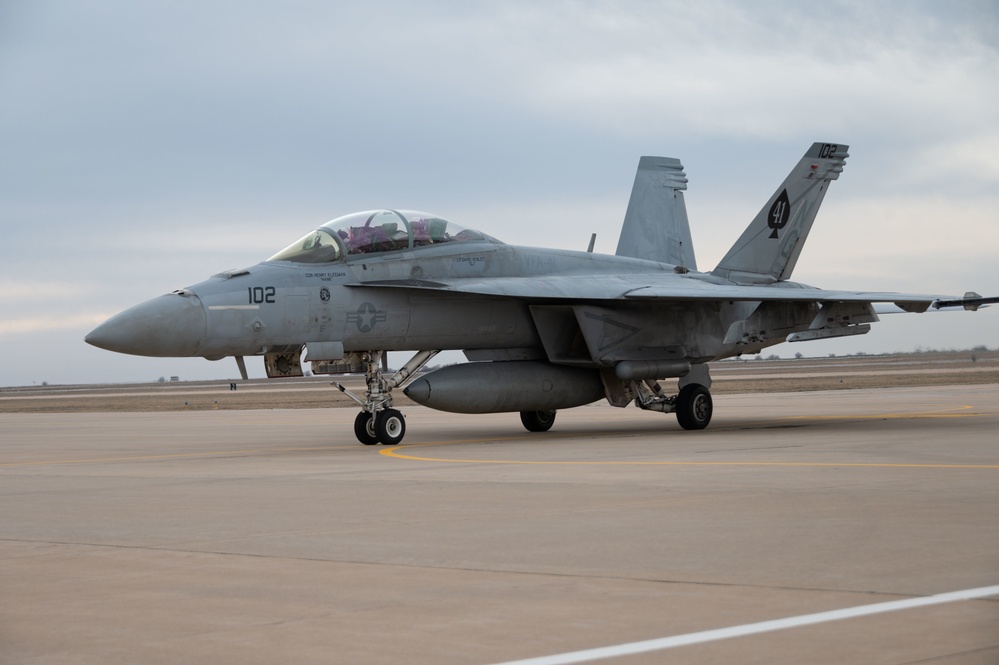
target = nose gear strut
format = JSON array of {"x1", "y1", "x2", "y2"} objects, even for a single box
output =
[{"x1": 336, "y1": 349, "x2": 440, "y2": 445}]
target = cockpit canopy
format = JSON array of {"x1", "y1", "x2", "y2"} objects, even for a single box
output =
[{"x1": 267, "y1": 210, "x2": 500, "y2": 264}]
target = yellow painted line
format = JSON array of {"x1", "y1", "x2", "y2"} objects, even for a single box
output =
[
  {"x1": 380, "y1": 448, "x2": 999, "y2": 469},
  {"x1": 378, "y1": 406, "x2": 998, "y2": 468},
  {"x1": 780, "y1": 404, "x2": 977, "y2": 420},
  {"x1": 788, "y1": 413, "x2": 975, "y2": 420},
  {"x1": 379, "y1": 439, "x2": 999, "y2": 469}
]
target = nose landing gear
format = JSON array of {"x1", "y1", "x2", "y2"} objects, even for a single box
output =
[{"x1": 337, "y1": 350, "x2": 438, "y2": 445}]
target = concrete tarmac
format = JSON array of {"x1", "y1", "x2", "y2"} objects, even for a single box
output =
[{"x1": 2, "y1": 385, "x2": 998, "y2": 664}]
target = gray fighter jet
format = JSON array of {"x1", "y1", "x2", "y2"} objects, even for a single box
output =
[{"x1": 86, "y1": 143, "x2": 995, "y2": 445}]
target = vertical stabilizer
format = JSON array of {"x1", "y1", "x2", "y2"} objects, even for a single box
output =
[
  {"x1": 712, "y1": 142, "x2": 848, "y2": 284},
  {"x1": 615, "y1": 156, "x2": 697, "y2": 270}
]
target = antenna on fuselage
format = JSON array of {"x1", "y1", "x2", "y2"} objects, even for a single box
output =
[
  {"x1": 587, "y1": 233, "x2": 596, "y2": 253},
  {"x1": 234, "y1": 356, "x2": 249, "y2": 381}
]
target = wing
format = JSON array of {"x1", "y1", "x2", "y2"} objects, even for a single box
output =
[{"x1": 351, "y1": 274, "x2": 952, "y2": 312}]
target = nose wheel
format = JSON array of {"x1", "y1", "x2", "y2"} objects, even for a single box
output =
[
  {"x1": 353, "y1": 411, "x2": 379, "y2": 445},
  {"x1": 353, "y1": 409, "x2": 406, "y2": 445},
  {"x1": 374, "y1": 409, "x2": 406, "y2": 445}
]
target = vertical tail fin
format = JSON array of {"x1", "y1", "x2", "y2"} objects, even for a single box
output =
[
  {"x1": 615, "y1": 156, "x2": 697, "y2": 270},
  {"x1": 712, "y1": 142, "x2": 848, "y2": 284}
]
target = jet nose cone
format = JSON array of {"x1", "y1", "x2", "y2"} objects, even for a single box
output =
[{"x1": 86, "y1": 291, "x2": 207, "y2": 357}]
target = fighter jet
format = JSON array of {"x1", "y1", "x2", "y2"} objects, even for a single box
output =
[{"x1": 86, "y1": 142, "x2": 995, "y2": 445}]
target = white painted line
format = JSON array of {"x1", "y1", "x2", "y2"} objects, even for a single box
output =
[{"x1": 491, "y1": 584, "x2": 999, "y2": 665}]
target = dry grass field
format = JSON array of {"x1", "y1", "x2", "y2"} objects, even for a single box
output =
[{"x1": 2, "y1": 350, "x2": 996, "y2": 414}]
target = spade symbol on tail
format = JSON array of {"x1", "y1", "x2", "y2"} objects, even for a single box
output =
[{"x1": 768, "y1": 189, "x2": 791, "y2": 239}]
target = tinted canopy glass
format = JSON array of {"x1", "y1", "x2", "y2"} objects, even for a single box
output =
[{"x1": 268, "y1": 210, "x2": 498, "y2": 263}]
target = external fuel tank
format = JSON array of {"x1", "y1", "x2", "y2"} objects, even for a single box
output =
[{"x1": 404, "y1": 361, "x2": 604, "y2": 414}]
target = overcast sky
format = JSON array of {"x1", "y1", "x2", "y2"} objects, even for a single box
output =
[{"x1": 2, "y1": 1, "x2": 997, "y2": 386}]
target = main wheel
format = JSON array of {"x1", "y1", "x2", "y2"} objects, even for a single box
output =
[
  {"x1": 676, "y1": 384, "x2": 712, "y2": 430},
  {"x1": 354, "y1": 411, "x2": 379, "y2": 445},
  {"x1": 520, "y1": 410, "x2": 557, "y2": 432},
  {"x1": 375, "y1": 409, "x2": 406, "y2": 445}
]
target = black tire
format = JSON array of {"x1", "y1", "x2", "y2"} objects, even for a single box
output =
[
  {"x1": 676, "y1": 384, "x2": 712, "y2": 430},
  {"x1": 375, "y1": 409, "x2": 406, "y2": 445},
  {"x1": 354, "y1": 411, "x2": 379, "y2": 445},
  {"x1": 520, "y1": 410, "x2": 557, "y2": 432}
]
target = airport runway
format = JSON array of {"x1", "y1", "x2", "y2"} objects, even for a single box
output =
[{"x1": 2, "y1": 385, "x2": 998, "y2": 664}]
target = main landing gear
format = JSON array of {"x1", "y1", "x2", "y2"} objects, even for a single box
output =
[
  {"x1": 336, "y1": 350, "x2": 439, "y2": 446},
  {"x1": 675, "y1": 383, "x2": 712, "y2": 430},
  {"x1": 516, "y1": 375, "x2": 713, "y2": 435},
  {"x1": 520, "y1": 409, "x2": 557, "y2": 432},
  {"x1": 632, "y1": 369, "x2": 713, "y2": 430},
  {"x1": 518, "y1": 382, "x2": 712, "y2": 434}
]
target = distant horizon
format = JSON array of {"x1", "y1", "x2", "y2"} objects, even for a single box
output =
[{"x1": 6, "y1": 345, "x2": 995, "y2": 391}]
